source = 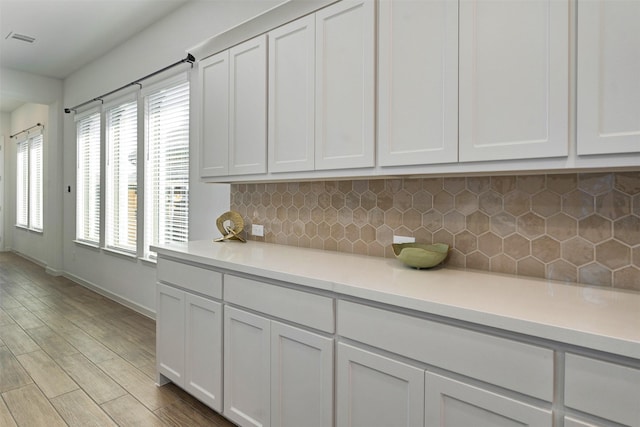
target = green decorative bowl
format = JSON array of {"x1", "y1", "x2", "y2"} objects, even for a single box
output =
[{"x1": 392, "y1": 243, "x2": 450, "y2": 269}]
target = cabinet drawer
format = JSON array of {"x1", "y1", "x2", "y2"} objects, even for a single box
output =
[
  {"x1": 337, "y1": 300, "x2": 553, "y2": 401},
  {"x1": 565, "y1": 353, "x2": 640, "y2": 426},
  {"x1": 157, "y1": 259, "x2": 222, "y2": 300},
  {"x1": 225, "y1": 275, "x2": 334, "y2": 333}
]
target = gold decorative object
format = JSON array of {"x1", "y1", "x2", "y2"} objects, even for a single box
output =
[
  {"x1": 392, "y1": 243, "x2": 449, "y2": 269},
  {"x1": 214, "y1": 211, "x2": 246, "y2": 242}
]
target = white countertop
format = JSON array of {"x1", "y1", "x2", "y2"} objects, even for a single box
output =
[{"x1": 153, "y1": 240, "x2": 640, "y2": 360}]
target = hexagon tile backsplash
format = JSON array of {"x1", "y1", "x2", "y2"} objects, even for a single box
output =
[{"x1": 230, "y1": 172, "x2": 640, "y2": 291}]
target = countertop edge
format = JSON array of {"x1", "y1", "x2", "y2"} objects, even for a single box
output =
[{"x1": 152, "y1": 243, "x2": 640, "y2": 360}]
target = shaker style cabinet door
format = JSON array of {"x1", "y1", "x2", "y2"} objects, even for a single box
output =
[
  {"x1": 223, "y1": 306, "x2": 271, "y2": 427},
  {"x1": 270, "y1": 321, "x2": 333, "y2": 427},
  {"x1": 315, "y1": 0, "x2": 375, "y2": 171},
  {"x1": 185, "y1": 293, "x2": 222, "y2": 412},
  {"x1": 156, "y1": 283, "x2": 185, "y2": 386},
  {"x1": 424, "y1": 372, "x2": 552, "y2": 427},
  {"x1": 229, "y1": 35, "x2": 268, "y2": 176},
  {"x1": 458, "y1": 0, "x2": 569, "y2": 162},
  {"x1": 199, "y1": 51, "x2": 229, "y2": 177},
  {"x1": 577, "y1": 0, "x2": 640, "y2": 155},
  {"x1": 564, "y1": 353, "x2": 640, "y2": 427},
  {"x1": 563, "y1": 418, "x2": 600, "y2": 427},
  {"x1": 268, "y1": 16, "x2": 316, "y2": 173},
  {"x1": 378, "y1": 0, "x2": 458, "y2": 167},
  {"x1": 336, "y1": 343, "x2": 425, "y2": 427}
]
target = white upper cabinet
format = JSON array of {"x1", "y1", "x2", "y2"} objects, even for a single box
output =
[
  {"x1": 268, "y1": 16, "x2": 316, "y2": 173},
  {"x1": 199, "y1": 51, "x2": 229, "y2": 177},
  {"x1": 229, "y1": 35, "x2": 268, "y2": 175},
  {"x1": 458, "y1": 0, "x2": 569, "y2": 162},
  {"x1": 577, "y1": 0, "x2": 640, "y2": 155},
  {"x1": 315, "y1": 0, "x2": 375, "y2": 170},
  {"x1": 378, "y1": 0, "x2": 458, "y2": 167}
]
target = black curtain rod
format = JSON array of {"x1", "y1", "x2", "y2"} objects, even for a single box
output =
[
  {"x1": 64, "y1": 53, "x2": 195, "y2": 114},
  {"x1": 10, "y1": 123, "x2": 43, "y2": 139}
]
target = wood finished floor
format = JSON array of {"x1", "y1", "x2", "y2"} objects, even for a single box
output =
[{"x1": 0, "y1": 252, "x2": 236, "y2": 427}]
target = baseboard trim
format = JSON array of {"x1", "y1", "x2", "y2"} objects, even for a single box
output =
[
  {"x1": 63, "y1": 272, "x2": 155, "y2": 320},
  {"x1": 10, "y1": 250, "x2": 156, "y2": 320},
  {"x1": 11, "y1": 250, "x2": 47, "y2": 268},
  {"x1": 45, "y1": 266, "x2": 64, "y2": 276}
]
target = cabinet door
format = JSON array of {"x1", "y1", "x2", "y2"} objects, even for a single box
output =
[
  {"x1": 577, "y1": 0, "x2": 640, "y2": 155},
  {"x1": 459, "y1": 0, "x2": 569, "y2": 162},
  {"x1": 268, "y1": 16, "x2": 316, "y2": 173},
  {"x1": 336, "y1": 343, "x2": 424, "y2": 427},
  {"x1": 315, "y1": 0, "x2": 375, "y2": 170},
  {"x1": 229, "y1": 35, "x2": 268, "y2": 175},
  {"x1": 564, "y1": 353, "x2": 640, "y2": 427},
  {"x1": 199, "y1": 51, "x2": 229, "y2": 177},
  {"x1": 425, "y1": 372, "x2": 552, "y2": 427},
  {"x1": 156, "y1": 283, "x2": 185, "y2": 386},
  {"x1": 271, "y1": 321, "x2": 333, "y2": 427},
  {"x1": 224, "y1": 306, "x2": 271, "y2": 427},
  {"x1": 378, "y1": 0, "x2": 458, "y2": 167},
  {"x1": 563, "y1": 418, "x2": 600, "y2": 427},
  {"x1": 185, "y1": 293, "x2": 222, "y2": 411}
]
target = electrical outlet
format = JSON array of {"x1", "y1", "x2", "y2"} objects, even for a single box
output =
[
  {"x1": 252, "y1": 224, "x2": 264, "y2": 237},
  {"x1": 393, "y1": 235, "x2": 415, "y2": 244}
]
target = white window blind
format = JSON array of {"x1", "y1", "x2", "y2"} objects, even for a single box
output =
[
  {"x1": 16, "y1": 138, "x2": 29, "y2": 227},
  {"x1": 29, "y1": 134, "x2": 43, "y2": 231},
  {"x1": 76, "y1": 112, "x2": 101, "y2": 244},
  {"x1": 106, "y1": 100, "x2": 137, "y2": 252},
  {"x1": 145, "y1": 79, "x2": 190, "y2": 255}
]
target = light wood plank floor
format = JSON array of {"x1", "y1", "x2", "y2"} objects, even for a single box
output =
[{"x1": 0, "y1": 252, "x2": 236, "y2": 427}]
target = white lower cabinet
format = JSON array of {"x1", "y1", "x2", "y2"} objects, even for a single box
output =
[
  {"x1": 271, "y1": 321, "x2": 333, "y2": 427},
  {"x1": 224, "y1": 306, "x2": 271, "y2": 427},
  {"x1": 156, "y1": 283, "x2": 223, "y2": 411},
  {"x1": 185, "y1": 293, "x2": 223, "y2": 410},
  {"x1": 425, "y1": 372, "x2": 552, "y2": 427},
  {"x1": 157, "y1": 283, "x2": 185, "y2": 385},
  {"x1": 563, "y1": 418, "x2": 600, "y2": 427},
  {"x1": 336, "y1": 342, "x2": 425, "y2": 427},
  {"x1": 224, "y1": 306, "x2": 334, "y2": 427},
  {"x1": 564, "y1": 353, "x2": 640, "y2": 427},
  {"x1": 336, "y1": 342, "x2": 552, "y2": 427},
  {"x1": 155, "y1": 257, "x2": 638, "y2": 427}
]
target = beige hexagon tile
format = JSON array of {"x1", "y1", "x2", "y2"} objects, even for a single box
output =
[
  {"x1": 614, "y1": 267, "x2": 640, "y2": 291},
  {"x1": 490, "y1": 254, "x2": 517, "y2": 275},
  {"x1": 547, "y1": 260, "x2": 577, "y2": 283},
  {"x1": 231, "y1": 172, "x2": 640, "y2": 290},
  {"x1": 579, "y1": 263, "x2": 612, "y2": 287},
  {"x1": 562, "y1": 237, "x2": 594, "y2": 267}
]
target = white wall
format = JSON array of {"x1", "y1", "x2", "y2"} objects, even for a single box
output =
[
  {"x1": 0, "y1": 69, "x2": 64, "y2": 271},
  {"x1": 0, "y1": 113, "x2": 8, "y2": 251},
  {"x1": 62, "y1": 0, "x2": 282, "y2": 316}
]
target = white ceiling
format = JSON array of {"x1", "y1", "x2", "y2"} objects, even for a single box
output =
[{"x1": 0, "y1": 0, "x2": 190, "y2": 113}]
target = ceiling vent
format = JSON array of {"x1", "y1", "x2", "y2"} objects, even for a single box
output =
[{"x1": 5, "y1": 32, "x2": 36, "y2": 43}]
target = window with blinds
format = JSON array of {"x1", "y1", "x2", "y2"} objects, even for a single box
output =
[
  {"x1": 106, "y1": 100, "x2": 137, "y2": 252},
  {"x1": 29, "y1": 134, "x2": 43, "y2": 231},
  {"x1": 16, "y1": 138, "x2": 29, "y2": 228},
  {"x1": 76, "y1": 112, "x2": 101, "y2": 244},
  {"x1": 144, "y1": 78, "x2": 190, "y2": 256},
  {"x1": 15, "y1": 133, "x2": 43, "y2": 231}
]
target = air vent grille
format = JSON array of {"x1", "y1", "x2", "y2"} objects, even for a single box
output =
[{"x1": 5, "y1": 32, "x2": 36, "y2": 43}]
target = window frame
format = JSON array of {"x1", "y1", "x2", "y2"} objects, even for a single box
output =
[
  {"x1": 142, "y1": 73, "x2": 191, "y2": 259},
  {"x1": 104, "y1": 94, "x2": 139, "y2": 254},
  {"x1": 75, "y1": 108, "x2": 102, "y2": 246},
  {"x1": 15, "y1": 129, "x2": 44, "y2": 233}
]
